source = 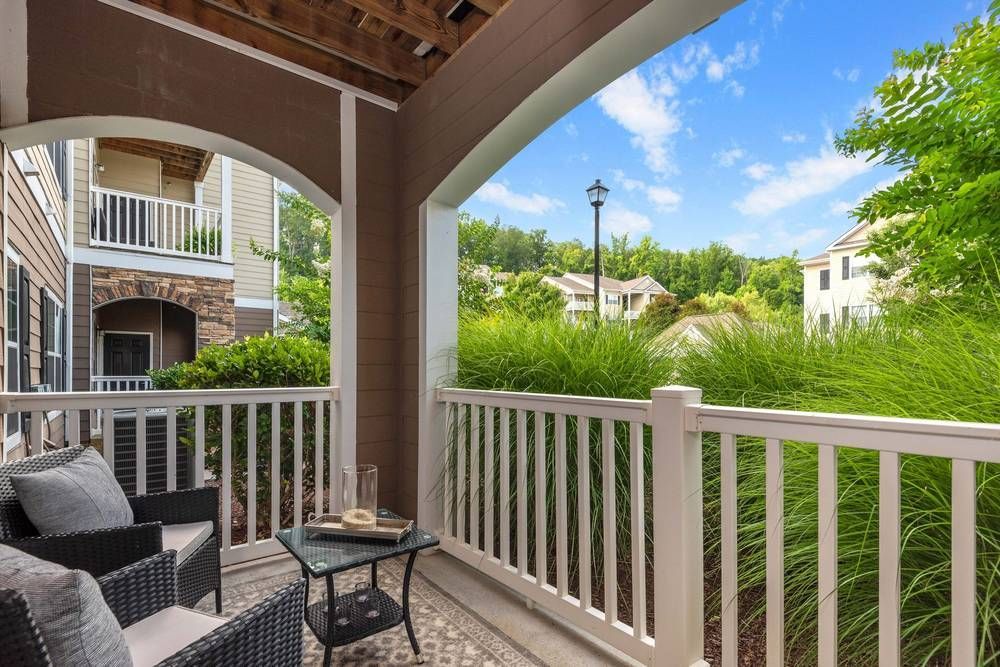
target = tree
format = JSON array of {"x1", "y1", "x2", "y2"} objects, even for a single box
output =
[
  {"x1": 739, "y1": 255, "x2": 803, "y2": 311},
  {"x1": 835, "y1": 5, "x2": 1000, "y2": 291},
  {"x1": 458, "y1": 212, "x2": 499, "y2": 266},
  {"x1": 498, "y1": 272, "x2": 565, "y2": 320},
  {"x1": 458, "y1": 259, "x2": 497, "y2": 315},
  {"x1": 251, "y1": 188, "x2": 332, "y2": 341},
  {"x1": 636, "y1": 293, "x2": 681, "y2": 332}
]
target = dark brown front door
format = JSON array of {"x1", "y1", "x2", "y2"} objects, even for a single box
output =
[{"x1": 103, "y1": 333, "x2": 151, "y2": 376}]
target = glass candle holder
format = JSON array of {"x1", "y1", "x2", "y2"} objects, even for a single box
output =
[{"x1": 342, "y1": 464, "x2": 377, "y2": 529}]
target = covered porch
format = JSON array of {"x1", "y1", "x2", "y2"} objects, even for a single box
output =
[{"x1": 0, "y1": 1, "x2": 991, "y2": 665}]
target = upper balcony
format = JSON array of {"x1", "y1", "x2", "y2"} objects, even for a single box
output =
[{"x1": 90, "y1": 187, "x2": 226, "y2": 262}]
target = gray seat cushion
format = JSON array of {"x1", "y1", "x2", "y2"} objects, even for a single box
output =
[
  {"x1": 10, "y1": 446, "x2": 133, "y2": 535},
  {"x1": 123, "y1": 606, "x2": 225, "y2": 667},
  {"x1": 0, "y1": 543, "x2": 132, "y2": 666},
  {"x1": 162, "y1": 521, "x2": 214, "y2": 564}
]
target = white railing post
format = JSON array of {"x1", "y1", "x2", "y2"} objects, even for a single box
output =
[{"x1": 651, "y1": 385, "x2": 706, "y2": 667}]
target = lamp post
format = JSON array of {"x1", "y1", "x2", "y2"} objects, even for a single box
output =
[{"x1": 586, "y1": 179, "x2": 609, "y2": 319}]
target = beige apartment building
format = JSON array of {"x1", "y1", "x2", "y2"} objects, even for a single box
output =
[
  {"x1": 800, "y1": 220, "x2": 880, "y2": 332},
  {"x1": 2, "y1": 137, "x2": 279, "y2": 457}
]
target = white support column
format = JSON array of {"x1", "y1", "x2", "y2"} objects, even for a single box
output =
[
  {"x1": 331, "y1": 93, "x2": 357, "y2": 511},
  {"x1": 220, "y1": 156, "x2": 233, "y2": 263},
  {"x1": 417, "y1": 199, "x2": 458, "y2": 534},
  {"x1": 651, "y1": 385, "x2": 706, "y2": 667}
]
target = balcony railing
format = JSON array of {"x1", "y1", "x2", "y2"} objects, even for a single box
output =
[
  {"x1": 90, "y1": 187, "x2": 226, "y2": 262},
  {"x1": 436, "y1": 386, "x2": 999, "y2": 666},
  {"x1": 2, "y1": 386, "x2": 340, "y2": 566},
  {"x1": 91, "y1": 375, "x2": 153, "y2": 392}
]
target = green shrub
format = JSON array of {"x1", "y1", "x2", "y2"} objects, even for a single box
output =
[
  {"x1": 176, "y1": 225, "x2": 223, "y2": 256},
  {"x1": 151, "y1": 335, "x2": 330, "y2": 535},
  {"x1": 636, "y1": 293, "x2": 681, "y2": 333}
]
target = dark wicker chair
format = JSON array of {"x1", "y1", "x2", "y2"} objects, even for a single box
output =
[
  {"x1": 1, "y1": 550, "x2": 306, "y2": 667},
  {"x1": 0, "y1": 446, "x2": 222, "y2": 611}
]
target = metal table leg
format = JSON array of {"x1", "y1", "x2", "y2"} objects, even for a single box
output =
[
  {"x1": 323, "y1": 574, "x2": 336, "y2": 667},
  {"x1": 401, "y1": 551, "x2": 422, "y2": 663}
]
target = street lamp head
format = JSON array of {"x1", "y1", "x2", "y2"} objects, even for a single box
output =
[{"x1": 586, "y1": 178, "x2": 609, "y2": 208}]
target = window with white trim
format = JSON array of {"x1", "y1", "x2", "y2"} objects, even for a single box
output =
[
  {"x1": 42, "y1": 290, "x2": 65, "y2": 392},
  {"x1": 6, "y1": 248, "x2": 19, "y2": 439},
  {"x1": 606, "y1": 294, "x2": 620, "y2": 305}
]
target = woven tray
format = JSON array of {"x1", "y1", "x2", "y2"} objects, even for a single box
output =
[{"x1": 304, "y1": 513, "x2": 413, "y2": 541}]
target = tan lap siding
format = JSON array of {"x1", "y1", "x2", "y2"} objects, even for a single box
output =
[
  {"x1": 234, "y1": 307, "x2": 273, "y2": 340},
  {"x1": 231, "y1": 162, "x2": 274, "y2": 301},
  {"x1": 72, "y1": 139, "x2": 90, "y2": 248}
]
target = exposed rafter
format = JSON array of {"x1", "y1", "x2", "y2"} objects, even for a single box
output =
[
  {"x1": 339, "y1": 0, "x2": 461, "y2": 54},
  {"x1": 126, "y1": 0, "x2": 511, "y2": 102}
]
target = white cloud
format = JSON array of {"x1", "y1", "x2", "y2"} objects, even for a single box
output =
[
  {"x1": 706, "y1": 60, "x2": 726, "y2": 82},
  {"x1": 595, "y1": 69, "x2": 683, "y2": 175},
  {"x1": 714, "y1": 146, "x2": 746, "y2": 167},
  {"x1": 742, "y1": 162, "x2": 775, "y2": 181},
  {"x1": 825, "y1": 173, "x2": 906, "y2": 218},
  {"x1": 565, "y1": 122, "x2": 579, "y2": 137},
  {"x1": 772, "y1": 0, "x2": 792, "y2": 28},
  {"x1": 610, "y1": 170, "x2": 682, "y2": 213},
  {"x1": 646, "y1": 185, "x2": 683, "y2": 213},
  {"x1": 827, "y1": 200, "x2": 854, "y2": 216},
  {"x1": 727, "y1": 219, "x2": 829, "y2": 254},
  {"x1": 833, "y1": 67, "x2": 861, "y2": 82},
  {"x1": 610, "y1": 169, "x2": 645, "y2": 192},
  {"x1": 475, "y1": 182, "x2": 566, "y2": 215},
  {"x1": 781, "y1": 131, "x2": 806, "y2": 143},
  {"x1": 724, "y1": 80, "x2": 746, "y2": 98},
  {"x1": 733, "y1": 137, "x2": 873, "y2": 216},
  {"x1": 602, "y1": 202, "x2": 653, "y2": 236},
  {"x1": 671, "y1": 41, "x2": 713, "y2": 83}
]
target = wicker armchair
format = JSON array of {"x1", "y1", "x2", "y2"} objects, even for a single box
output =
[
  {"x1": 0, "y1": 446, "x2": 222, "y2": 611},
  {"x1": 1, "y1": 551, "x2": 306, "y2": 667}
]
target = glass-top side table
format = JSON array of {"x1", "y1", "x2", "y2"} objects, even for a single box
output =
[{"x1": 275, "y1": 509, "x2": 439, "y2": 666}]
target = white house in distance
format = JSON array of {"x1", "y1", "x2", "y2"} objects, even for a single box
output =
[
  {"x1": 800, "y1": 220, "x2": 881, "y2": 331},
  {"x1": 542, "y1": 272, "x2": 670, "y2": 322}
]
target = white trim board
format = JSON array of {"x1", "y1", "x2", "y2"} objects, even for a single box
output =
[
  {"x1": 235, "y1": 297, "x2": 274, "y2": 310},
  {"x1": 75, "y1": 246, "x2": 235, "y2": 280},
  {"x1": 95, "y1": 0, "x2": 398, "y2": 112}
]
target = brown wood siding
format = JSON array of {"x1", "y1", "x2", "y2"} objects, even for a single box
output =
[
  {"x1": 27, "y1": 0, "x2": 342, "y2": 202},
  {"x1": 7, "y1": 155, "x2": 67, "y2": 390},
  {"x1": 356, "y1": 100, "x2": 400, "y2": 510},
  {"x1": 72, "y1": 263, "x2": 91, "y2": 437},
  {"x1": 235, "y1": 307, "x2": 273, "y2": 340}
]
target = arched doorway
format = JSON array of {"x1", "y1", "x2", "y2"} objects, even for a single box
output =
[{"x1": 93, "y1": 298, "x2": 197, "y2": 388}]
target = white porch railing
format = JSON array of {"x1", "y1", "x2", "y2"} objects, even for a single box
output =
[
  {"x1": 91, "y1": 375, "x2": 153, "y2": 392},
  {"x1": 90, "y1": 186, "x2": 226, "y2": 261},
  {"x1": 437, "y1": 386, "x2": 999, "y2": 666},
  {"x1": 1, "y1": 386, "x2": 340, "y2": 566}
]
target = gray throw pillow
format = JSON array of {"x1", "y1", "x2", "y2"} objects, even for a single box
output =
[
  {"x1": 0, "y1": 544, "x2": 133, "y2": 666},
  {"x1": 10, "y1": 447, "x2": 134, "y2": 535}
]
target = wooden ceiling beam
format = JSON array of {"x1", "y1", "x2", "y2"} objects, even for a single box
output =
[
  {"x1": 340, "y1": 0, "x2": 461, "y2": 54},
  {"x1": 466, "y1": 0, "x2": 502, "y2": 15},
  {"x1": 194, "y1": 152, "x2": 215, "y2": 181},
  {"x1": 203, "y1": 0, "x2": 427, "y2": 85},
  {"x1": 130, "y1": 0, "x2": 409, "y2": 102}
]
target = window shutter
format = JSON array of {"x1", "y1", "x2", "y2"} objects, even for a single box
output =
[
  {"x1": 40, "y1": 289, "x2": 47, "y2": 390},
  {"x1": 18, "y1": 266, "x2": 30, "y2": 392},
  {"x1": 842, "y1": 256, "x2": 850, "y2": 280}
]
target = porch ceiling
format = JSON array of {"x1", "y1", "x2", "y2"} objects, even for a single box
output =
[
  {"x1": 98, "y1": 137, "x2": 215, "y2": 181},
  {"x1": 127, "y1": 0, "x2": 509, "y2": 103}
]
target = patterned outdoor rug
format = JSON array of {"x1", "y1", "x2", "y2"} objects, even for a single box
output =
[{"x1": 197, "y1": 557, "x2": 544, "y2": 666}]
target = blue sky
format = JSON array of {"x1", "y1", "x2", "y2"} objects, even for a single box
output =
[{"x1": 461, "y1": 0, "x2": 985, "y2": 259}]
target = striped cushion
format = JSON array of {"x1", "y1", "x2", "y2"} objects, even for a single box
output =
[{"x1": 0, "y1": 544, "x2": 132, "y2": 666}]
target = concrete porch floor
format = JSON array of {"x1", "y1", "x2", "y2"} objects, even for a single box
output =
[{"x1": 221, "y1": 550, "x2": 640, "y2": 666}]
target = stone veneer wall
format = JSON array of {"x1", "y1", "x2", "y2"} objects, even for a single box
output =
[{"x1": 90, "y1": 267, "x2": 235, "y2": 347}]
